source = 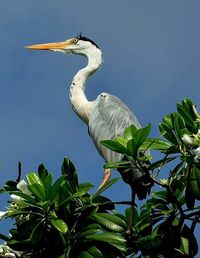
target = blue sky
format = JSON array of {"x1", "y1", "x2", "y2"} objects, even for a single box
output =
[{"x1": 0, "y1": 0, "x2": 200, "y2": 243}]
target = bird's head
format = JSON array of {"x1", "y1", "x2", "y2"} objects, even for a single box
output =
[{"x1": 25, "y1": 34, "x2": 100, "y2": 57}]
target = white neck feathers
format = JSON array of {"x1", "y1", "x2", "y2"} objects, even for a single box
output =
[{"x1": 69, "y1": 47, "x2": 102, "y2": 124}]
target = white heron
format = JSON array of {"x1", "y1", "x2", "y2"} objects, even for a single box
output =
[{"x1": 26, "y1": 34, "x2": 152, "y2": 200}]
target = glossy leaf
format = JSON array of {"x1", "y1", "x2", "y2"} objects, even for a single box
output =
[
  {"x1": 85, "y1": 232, "x2": 126, "y2": 243},
  {"x1": 0, "y1": 233, "x2": 9, "y2": 241},
  {"x1": 26, "y1": 173, "x2": 46, "y2": 201},
  {"x1": 180, "y1": 224, "x2": 198, "y2": 256},
  {"x1": 163, "y1": 114, "x2": 173, "y2": 129},
  {"x1": 30, "y1": 222, "x2": 44, "y2": 244},
  {"x1": 93, "y1": 178, "x2": 120, "y2": 199},
  {"x1": 104, "y1": 160, "x2": 131, "y2": 169},
  {"x1": 188, "y1": 166, "x2": 200, "y2": 199},
  {"x1": 9, "y1": 191, "x2": 36, "y2": 203},
  {"x1": 159, "y1": 122, "x2": 178, "y2": 144},
  {"x1": 50, "y1": 218, "x2": 68, "y2": 234},
  {"x1": 177, "y1": 103, "x2": 195, "y2": 128},
  {"x1": 101, "y1": 140, "x2": 127, "y2": 154},
  {"x1": 77, "y1": 224, "x2": 101, "y2": 238},
  {"x1": 4, "y1": 180, "x2": 17, "y2": 191},
  {"x1": 79, "y1": 182, "x2": 94, "y2": 192},
  {"x1": 124, "y1": 124, "x2": 138, "y2": 140},
  {"x1": 92, "y1": 213, "x2": 127, "y2": 232},
  {"x1": 185, "y1": 181, "x2": 195, "y2": 210},
  {"x1": 80, "y1": 246, "x2": 103, "y2": 258},
  {"x1": 180, "y1": 237, "x2": 189, "y2": 255},
  {"x1": 149, "y1": 156, "x2": 176, "y2": 170},
  {"x1": 50, "y1": 176, "x2": 64, "y2": 201},
  {"x1": 140, "y1": 138, "x2": 171, "y2": 151},
  {"x1": 38, "y1": 164, "x2": 48, "y2": 180},
  {"x1": 62, "y1": 157, "x2": 78, "y2": 193},
  {"x1": 125, "y1": 207, "x2": 138, "y2": 225},
  {"x1": 115, "y1": 136, "x2": 127, "y2": 147},
  {"x1": 85, "y1": 233, "x2": 126, "y2": 253},
  {"x1": 134, "y1": 124, "x2": 151, "y2": 147},
  {"x1": 127, "y1": 139, "x2": 138, "y2": 156}
]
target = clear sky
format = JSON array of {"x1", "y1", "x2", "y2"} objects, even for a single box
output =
[{"x1": 0, "y1": 0, "x2": 200, "y2": 243}]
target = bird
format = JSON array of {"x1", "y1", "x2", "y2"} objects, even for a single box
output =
[{"x1": 26, "y1": 34, "x2": 152, "y2": 201}]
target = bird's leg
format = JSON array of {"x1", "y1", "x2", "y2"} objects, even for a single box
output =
[
  {"x1": 98, "y1": 168, "x2": 111, "y2": 190},
  {"x1": 126, "y1": 186, "x2": 136, "y2": 235}
]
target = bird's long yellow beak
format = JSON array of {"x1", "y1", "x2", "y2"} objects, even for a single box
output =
[{"x1": 25, "y1": 40, "x2": 71, "y2": 50}]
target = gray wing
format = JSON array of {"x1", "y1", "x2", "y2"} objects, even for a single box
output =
[{"x1": 89, "y1": 93, "x2": 141, "y2": 162}]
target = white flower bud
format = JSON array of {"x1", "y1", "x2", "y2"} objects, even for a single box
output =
[
  {"x1": 17, "y1": 180, "x2": 31, "y2": 195},
  {"x1": 181, "y1": 134, "x2": 194, "y2": 145},
  {"x1": 194, "y1": 147, "x2": 200, "y2": 157}
]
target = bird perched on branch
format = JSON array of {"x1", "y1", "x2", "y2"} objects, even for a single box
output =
[{"x1": 26, "y1": 34, "x2": 152, "y2": 200}]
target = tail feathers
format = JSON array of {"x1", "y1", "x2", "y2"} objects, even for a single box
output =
[
  {"x1": 133, "y1": 174, "x2": 154, "y2": 200},
  {"x1": 118, "y1": 164, "x2": 154, "y2": 200}
]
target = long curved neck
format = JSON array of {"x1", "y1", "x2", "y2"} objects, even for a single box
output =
[{"x1": 69, "y1": 47, "x2": 103, "y2": 124}]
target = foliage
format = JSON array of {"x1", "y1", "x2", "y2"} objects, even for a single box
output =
[
  {"x1": 0, "y1": 159, "x2": 126, "y2": 258},
  {"x1": 1, "y1": 98, "x2": 200, "y2": 257}
]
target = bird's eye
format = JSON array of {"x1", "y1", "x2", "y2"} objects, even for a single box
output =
[{"x1": 73, "y1": 38, "x2": 79, "y2": 44}]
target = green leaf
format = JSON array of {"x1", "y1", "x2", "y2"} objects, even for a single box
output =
[
  {"x1": 104, "y1": 160, "x2": 131, "y2": 170},
  {"x1": 79, "y1": 182, "x2": 94, "y2": 192},
  {"x1": 188, "y1": 166, "x2": 200, "y2": 199},
  {"x1": 28, "y1": 183, "x2": 46, "y2": 201},
  {"x1": 177, "y1": 103, "x2": 195, "y2": 129},
  {"x1": 182, "y1": 98, "x2": 195, "y2": 116},
  {"x1": 50, "y1": 176, "x2": 64, "y2": 201},
  {"x1": 30, "y1": 222, "x2": 44, "y2": 244},
  {"x1": 115, "y1": 136, "x2": 127, "y2": 147},
  {"x1": 180, "y1": 224, "x2": 198, "y2": 256},
  {"x1": 58, "y1": 190, "x2": 86, "y2": 207},
  {"x1": 4, "y1": 180, "x2": 17, "y2": 191},
  {"x1": 163, "y1": 114, "x2": 173, "y2": 129},
  {"x1": 43, "y1": 173, "x2": 53, "y2": 199},
  {"x1": 159, "y1": 122, "x2": 178, "y2": 144},
  {"x1": 7, "y1": 239, "x2": 32, "y2": 251},
  {"x1": 85, "y1": 232, "x2": 126, "y2": 249},
  {"x1": 80, "y1": 251, "x2": 94, "y2": 258},
  {"x1": 92, "y1": 195, "x2": 114, "y2": 210},
  {"x1": 50, "y1": 218, "x2": 68, "y2": 234},
  {"x1": 93, "y1": 178, "x2": 120, "y2": 199},
  {"x1": 140, "y1": 138, "x2": 171, "y2": 151},
  {"x1": 85, "y1": 246, "x2": 103, "y2": 258},
  {"x1": 127, "y1": 139, "x2": 138, "y2": 156},
  {"x1": 0, "y1": 233, "x2": 9, "y2": 241},
  {"x1": 85, "y1": 231, "x2": 120, "y2": 243},
  {"x1": 125, "y1": 207, "x2": 138, "y2": 225},
  {"x1": 135, "y1": 124, "x2": 151, "y2": 147},
  {"x1": 185, "y1": 180, "x2": 195, "y2": 210},
  {"x1": 80, "y1": 246, "x2": 103, "y2": 258},
  {"x1": 124, "y1": 124, "x2": 138, "y2": 140},
  {"x1": 173, "y1": 114, "x2": 183, "y2": 140},
  {"x1": 92, "y1": 213, "x2": 127, "y2": 232},
  {"x1": 77, "y1": 224, "x2": 101, "y2": 238},
  {"x1": 9, "y1": 191, "x2": 36, "y2": 204},
  {"x1": 149, "y1": 156, "x2": 176, "y2": 170},
  {"x1": 101, "y1": 140, "x2": 127, "y2": 154},
  {"x1": 152, "y1": 190, "x2": 167, "y2": 200},
  {"x1": 38, "y1": 164, "x2": 48, "y2": 180},
  {"x1": 62, "y1": 157, "x2": 79, "y2": 192},
  {"x1": 26, "y1": 173, "x2": 46, "y2": 201},
  {"x1": 180, "y1": 237, "x2": 189, "y2": 255}
]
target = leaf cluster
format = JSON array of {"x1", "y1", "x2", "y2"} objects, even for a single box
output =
[{"x1": 1, "y1": 158, "x2": 127, "y2": 258}]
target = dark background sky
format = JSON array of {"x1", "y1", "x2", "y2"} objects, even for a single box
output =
[{"x1": 0, "y1": 0, "x2": 200, "y2": 244}]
